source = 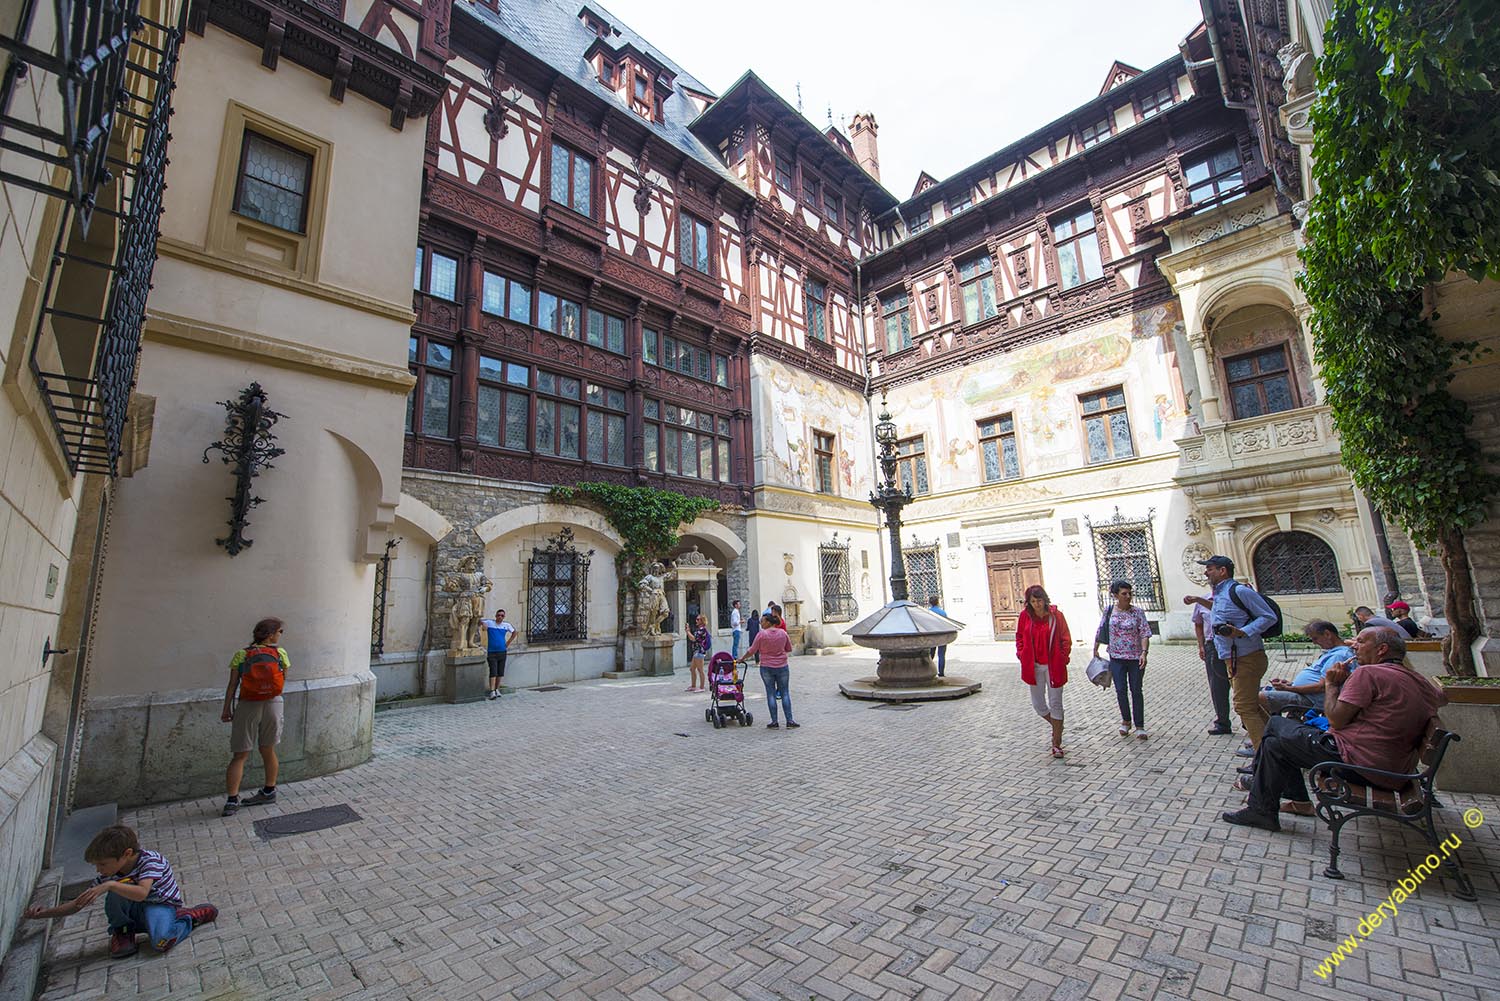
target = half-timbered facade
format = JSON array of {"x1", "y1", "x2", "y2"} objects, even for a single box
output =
[{"x1": 857, "y1": 28, "x2": 1375, "y2": 639}]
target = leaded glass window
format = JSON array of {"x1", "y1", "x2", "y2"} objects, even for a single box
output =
[
  {"x1": 1054, "y1": 209, "x2": 1103, "y2": 289},
  {"x1": 1080, "y1": 387, "x2": 1133, "y2": 464},
  {"x1": 1225, "y1": 345, "x2": 1296, "y2": 419},
  {"x1": 959, "y1": 253, "x2": 999, "y2": 326},
  {"x1": 234, "y1": 131, "x2": 312, "y2": 233},
  {"x1": 882, "y1": 290, "x2": 912, "y2": 353},
  {"x1": 896, "y1": 436, "x2": 929, "y2": 496},
  {"x1": 979, "y1": 414, "x2": 1020, "y2": 482}
]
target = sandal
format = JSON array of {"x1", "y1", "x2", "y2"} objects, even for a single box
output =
[
  {"x1": 1050, "y1": 746, "x2": 1066, "y2": 759},
  {"x1": 1232, "y1": 774, "x2": 1252, "y2": 792},
  {"x1": 1280, "y1": 801, "x2": 1315, "y2": 817}
]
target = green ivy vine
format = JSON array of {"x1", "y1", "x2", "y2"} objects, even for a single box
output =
[
  {"x1": 1297, "y1": 0, "x2": 1500, "y2": 674},
  {"x1": 549, "y1": 483, "x2": 720, "y2": 594}
]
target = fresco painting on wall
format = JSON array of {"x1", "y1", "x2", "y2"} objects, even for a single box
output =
[{"x1": 758, "y1": 357, "x2": 872, "y2": 494}]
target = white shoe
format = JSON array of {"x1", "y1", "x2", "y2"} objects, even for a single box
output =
[
  {"x1": 1136, "y1": 729, "x2": 1150, "y2": 740},
  {"x1": 1119, "y1": 724, "x2": 1132, "y2": 736},
  {"x1": 487, "y1": 690, "x2": 499, "y2": 700}
]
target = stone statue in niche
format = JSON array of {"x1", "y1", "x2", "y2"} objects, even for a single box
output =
[
  {"x1": 636, "y1": 561, "x2": 675, "y2": 635},
  {"x1": 444, "y1": 555, "x2": 493, "y2": 652}
]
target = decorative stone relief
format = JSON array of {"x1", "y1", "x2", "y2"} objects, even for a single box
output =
[
  {"x1": 675, "y1": 545, "x2": 716, "y2": 568},
  {"x1": 1067, "y1": 540, "x2": 1083, "y2": 562},
  {"x1": 1317, "y1": 508, "x2": 1337, "y2": 524},
  {"x1": 1183, "y1": 543, "x2": 1213, "y2": 585},
  {"x1": 1184, "y1": 514, "x2": 1202, "y2": 537},
  {"x1": 1188, "y1": 203, "x2": 1270, "y2": 246},
  {"x1": 1274, "y1": 417, "x2": 1319, "y2": 447},
  {"x1": 1231, "y1": 426, "x2": 1274, "y2": 454},
  {"x1": 860, "y1": 572, "x2": 872, "y2": 599}
]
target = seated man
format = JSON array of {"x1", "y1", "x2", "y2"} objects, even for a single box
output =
[
  {"x1": 1354, "y1": 605, "x2": 1405, "y2": 634},
  {"x1": 1259, "y1": 620, "x2": 1355, "y2": 716},
  {"x1": 1222, "y1": 627, "x2": 1445, "y2": 832},
  {"x1": 1386, "y1": 600, "x2": 1425, "y2": 639}
]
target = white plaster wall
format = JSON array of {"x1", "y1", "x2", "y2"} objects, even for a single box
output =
[
  {"x1": 382, "y1": 524, "x2": 432, "y2": 657},
  {"x1": 745, "y1": 514, "x2": 881, "y2": 647}
]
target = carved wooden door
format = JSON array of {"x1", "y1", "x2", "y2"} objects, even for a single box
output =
[{"x1": 986, "y1": 542, "x2": 1043, "y2": 637}]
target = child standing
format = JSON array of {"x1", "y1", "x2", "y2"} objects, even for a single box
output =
[
  {"x1": 221, "y1": 617, "x2": 289, "y2": 817},
  {"x1": 23, "y1": 824, "x2": 217, "y2": 958}
]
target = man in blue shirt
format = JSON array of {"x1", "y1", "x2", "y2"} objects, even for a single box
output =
[
  {"x1": 1258, "y1": 620, "x2": 1354, "y2": 716},
  {"x1": 1184, "y1": 555, "x2": 1278, "y2": 750},
  {"x1": 479, "y1": 609, "x2": 514, "y2": 701},
  {"x1": 928, "y1": 595, "x2": 949, "y2": 677}
]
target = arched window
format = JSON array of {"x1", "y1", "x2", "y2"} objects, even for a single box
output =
[{"x1": 1253, "y1": 531, "x2": 1341, "y2": 594}]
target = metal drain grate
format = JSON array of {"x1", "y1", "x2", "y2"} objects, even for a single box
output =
[
  {"x1": 872, "y1": 703, "x2": 918, "y2": 711},
  {"x1": 253, "y1": 804, "x2": 361, "y2": 841},
  {"x1": 532, "y1": 685, "x2": 565, "y2": 692}
]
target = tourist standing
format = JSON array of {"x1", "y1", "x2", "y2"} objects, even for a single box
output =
[
  {"x1": 730, "y1": 600, "x2": 743, "y2": 658},
  {"x1": 1191, "y1": 593, "x2": 1233, "y2": 735},
  {"x1": 688, "y1": 614, "x2": 712, "y2": 692},
  {"x1": 479, "y1": 608, "x2": 515, "y2": 701},
  {"x1": 1185, "y1": 555, "x2": 1278, "y2": 753},
  {"x1": 928, "y1": 594, "x2": 949, "y2": 677},
  {"x1": 1015, "y1": 585, "x2": 1071, "y2": 758},
  {"x1": 221, "y1": 617, "x2": 288, "y2": 817},
  {"x1": 737, "y1": 612, "x2": 797, "y2": 728},
  {"x1": 1094, "y1": 581, "x2": 1151, "y2": 739}
]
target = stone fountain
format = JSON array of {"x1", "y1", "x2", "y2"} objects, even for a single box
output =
[{"x1": 839, "y1": 397, "x2": 981, "y2": 702}]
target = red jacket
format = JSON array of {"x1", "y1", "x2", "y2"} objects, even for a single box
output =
[{"x1": 1015, "y1": 607, "x2": 1071, "y2": 687}]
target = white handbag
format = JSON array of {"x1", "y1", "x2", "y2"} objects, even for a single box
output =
[{"x1": 1085, "y1": 655, "x2": 1112, "y2": 688}]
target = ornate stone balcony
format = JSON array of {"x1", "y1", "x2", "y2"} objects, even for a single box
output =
[{"x1": 1175, "y1": 405, "x2": 1340, "y2": 478}]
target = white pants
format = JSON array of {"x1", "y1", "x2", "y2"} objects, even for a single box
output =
[{"x1": 1029, "y1": 664, "x2": 1064, "y2": 720}]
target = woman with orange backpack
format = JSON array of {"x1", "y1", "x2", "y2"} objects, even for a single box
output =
[{"x1": 220, "y1": 617, "x2": 288, "y2": 817}]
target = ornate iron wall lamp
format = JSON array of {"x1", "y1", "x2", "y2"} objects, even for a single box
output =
[{"x1": 202, "y1": 383, "x2": 286, "y2": 556}]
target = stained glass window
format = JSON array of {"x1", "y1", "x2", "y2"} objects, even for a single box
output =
[{"x1": 234, "y1": 131, "x2": 312, "y2": 233}]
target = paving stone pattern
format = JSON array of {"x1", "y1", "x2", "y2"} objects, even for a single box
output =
[{"x1": 38, "y1": 645, "x2": 1500, "y2": 1000}]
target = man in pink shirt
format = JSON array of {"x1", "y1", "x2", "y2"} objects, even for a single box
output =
[{"x1": 1222, "y1": 626, "x2": 1445, "y2": 832}]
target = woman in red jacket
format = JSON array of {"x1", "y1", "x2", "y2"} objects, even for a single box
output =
[{"x1": 1015, "y1": 585, "x2": 1072, "y2": 758}]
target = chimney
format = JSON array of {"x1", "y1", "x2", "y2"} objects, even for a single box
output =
[{"x1": 850, "y1": 112, "x2": 880, "y2": 181}]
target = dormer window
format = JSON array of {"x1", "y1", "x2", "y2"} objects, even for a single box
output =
[
  {"x1": 631, "y1": 71, "x2": 652, "y2": 119},
  {"x1": 947, "y1": 191, "x2": 972, "y2": 215},
  {"x1": 600, "y1": 60, "x2": 617, "y2": 89}
]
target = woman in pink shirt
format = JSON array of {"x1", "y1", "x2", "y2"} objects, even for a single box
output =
[{"x1": 737, "y1": 613, "x2": 797, "y2": 729}]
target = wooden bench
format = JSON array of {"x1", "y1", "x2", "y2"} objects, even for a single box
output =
[{"x1": 1304, "y1": 722, "x2": 1477, "y2": 901}]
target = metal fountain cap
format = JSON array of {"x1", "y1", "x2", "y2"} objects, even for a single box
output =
[{"x1": 845, "y1": 600, "x2": 965, "y2": 642}]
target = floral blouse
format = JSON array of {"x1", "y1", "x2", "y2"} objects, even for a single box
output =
[
  {"x1": 1105, "y1": 606, "x2": 1151, "y2": 660},
  {"x1": 691, "y1": 625, "x2": 712, "y2": 657}
]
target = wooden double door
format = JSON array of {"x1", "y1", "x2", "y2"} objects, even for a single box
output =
[{"x1": 986, "y1": 542, "x2": 1043, "y2": 637}]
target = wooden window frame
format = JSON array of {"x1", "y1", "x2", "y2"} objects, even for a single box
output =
[
  {"x1": 881, "y1": 290, "x2": 912, "y2": 354},
  {"x1": 1222, "y1": 343, "x2": 1299, "y2": 419},
  {"x1": 1080, "y1": 118, "x2": 1111, "y2": 148},
  {"x1": 549, "y1": 141, "x2": 594, "y2": 217},
  {"x1": 813, "y1": 430, "x2": 836, "y2": 495},
  {"x1": 1078, "y1": 386, "x2": 1135, "y2": 465},
  {"x1": 1183, "y1": 146, "x2": 1247, "y2": 208},
  {"x1": 1052, "y1": 207, "x2": 1104, "y2": 290},
  {"x1": 958, "y1": 252, "x2": 999, "y2": 326},
  {"x1": 1138, "y1": 84, "x2": 1174, "y2": 120},
  {"x1": 895, "y1": 435, "x2": 929, "y2": 496},
  {"x1": 232, "y1": 130, "x2": 312, "y2": 234},
  {"x1": 679, "y1": 210, "x2": 713, "y2": 275},
  {"x1": 534, "y1": 371, "x2": 583, "y2": 459},
  {"x1": 774, "y1": 150, "x2": 794, "y2": 193},
  {"x1": 805, "y1": 277, "x2": 828, "y2": 342},
  {"x1": 480, "y1": 270, "x2": 533, "y2": 323},
  {"x1": 407, "y1": 334, "x2": 456, "y2": 439},
  {"x1": 476, "y1": 355, "x2": 532, "y2": 451},
  {"x1": 908, "y1": 206, "x2": 932, "y2": 234},
  {"x1": 978, "y1": 414, "x2": 1021, "y2": 482}
]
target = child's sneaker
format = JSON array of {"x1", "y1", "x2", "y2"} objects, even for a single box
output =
[
  {"x1": 153, "y1": 935, "x2": 178, "y2": 953},
  {"x1": 242, "y1": 787, "x2": 276, "y2": 806},
  {"x1": 177, "y1": 904, "x2": 219, "y2": 929},
  {"x1": 221, "y1": 797, "x2": 239, "y2": 817},
  {"x1": 110, "y1": 930, "x2": 138, "y2": 959}
]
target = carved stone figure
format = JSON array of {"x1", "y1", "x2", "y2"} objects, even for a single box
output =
[
  {"x1": 444, "y1": 555, "x2": 492, "y2": 652},
  {"x1": 636, "y1": 561, "x2": 675, "y2": 636},
  {"x1": 1277, "y1": 40, "x2": 1314, "y2": 102}
]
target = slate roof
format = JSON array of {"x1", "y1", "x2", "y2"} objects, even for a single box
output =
[{"x1": 460, "y1": 0, "x2": 748, "y2": 192}]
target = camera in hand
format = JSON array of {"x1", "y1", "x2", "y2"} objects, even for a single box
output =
[{"x1": 1213, "y1": 623, "x2": 1236, "y2": 637}]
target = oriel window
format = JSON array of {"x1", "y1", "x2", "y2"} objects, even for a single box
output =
[{"x1": 1225, "y1": 345, "x2": 1296, "y2": 419}]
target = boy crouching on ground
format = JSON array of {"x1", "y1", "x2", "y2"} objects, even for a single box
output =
[{"x1": 23, "y1": 824, "x2": 217, "y2": 958}]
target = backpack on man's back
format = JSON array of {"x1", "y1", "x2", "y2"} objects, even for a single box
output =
[
  {"x1": 1229, "y1": 582, "x2": 1283, "y2": 638},
  {"x1": 237, "y1": 645, "x2": 285, "y2": 701}
]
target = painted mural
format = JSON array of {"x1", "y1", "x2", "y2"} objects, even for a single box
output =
[
  {"x1": 887, "y1": 301, "x2": 1190, "y2": 490},
  {"x1": 753, "y1": 355, "x2": 873, "y2": 495}
]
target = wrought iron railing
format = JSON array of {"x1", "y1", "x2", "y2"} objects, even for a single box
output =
[
  {"x1": 26, "y1": 7, "x2": 184, "y2": 476},
  {"x1": 0, "y1": 0, "x2": 146, "y2": 233},
  {"x1": 819, "y1": 539, "x2": 857, "y2": 623},
  {"x1": 371, "y1": 538, "x2": 399, "y2": 654}
]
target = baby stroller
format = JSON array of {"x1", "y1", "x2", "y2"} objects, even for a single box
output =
[{"x1": 704, "y1": 652, "x2": 753, "y2": 728}]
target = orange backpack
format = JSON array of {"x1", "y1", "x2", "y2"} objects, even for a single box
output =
[{"x1": 238, "y1": 645, "x2": 285, "y2": 701}]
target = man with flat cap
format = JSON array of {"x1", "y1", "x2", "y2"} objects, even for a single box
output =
[{"x1": 1183, "y1": 555, "x2": 1279, "y2": 751}]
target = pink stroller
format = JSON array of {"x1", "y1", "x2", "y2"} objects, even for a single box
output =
[{"x1": 703, "y1": 652, "x2": 752, "y2": 728}]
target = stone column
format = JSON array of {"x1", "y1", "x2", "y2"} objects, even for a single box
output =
[
  {"x1": 1188, "y1": 328, "x2": 1224, "y2": 426},
  {"x1": 1210, "y1": 520, "x2": 1241, "y2": 571}
]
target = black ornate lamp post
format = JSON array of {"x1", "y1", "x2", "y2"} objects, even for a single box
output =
[
  {"x1": 840, "y1": 393, "x2": 979, "y2": 701},
  {"x1": 870, "y1": 394, "x2": 911, "y2": 601}
]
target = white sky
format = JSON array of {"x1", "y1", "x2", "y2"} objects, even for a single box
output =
[{"x1": 598, "y1": 0, "x2": 1209, "y2": 199}]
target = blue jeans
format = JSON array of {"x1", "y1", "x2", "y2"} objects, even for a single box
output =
[
  {"x1": 760, "y1": 666, "x2": 793, "y2": 723},
  {"x1": 1110, "y1": 658, "x2": 1145, "y2": 728},
  {"x1": 931, "y1": 645, "x2": 947, "y2": 676},
  {"x1": 105, "y1": 893, "x2": 191, "y2": 950},
  {"x1": 732, "y1": 629, "x2": 742, "y2": 658}
]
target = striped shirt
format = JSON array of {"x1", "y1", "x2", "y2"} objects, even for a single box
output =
[{"x1": 92, "y1": 848, "x2": 183, "y2": 906}]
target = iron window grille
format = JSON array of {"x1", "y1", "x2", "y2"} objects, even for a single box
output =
[
  {"x1": 527, "y1": 528, "x2": 593, "y2": 643},
  {"x1": 0, "y1": 0, "x2": 146, "y2": 234},
  {"x1": 371, "y1": 538, "x2": 399, "y2": 655},
  {"x1": 819, "y1": 537, "x2": 857, "y2": 623},
  {"x1": 903, "y1": 538, "x2": 943, "y2": 607},
  {"x1": 1087, "y1": 508, "x2": 1164, "y2": 612},
  {"x1": 24, "y1": 6, "x2": 185, "y2": 476},
  {"x1": 1253, "y1": 531, "x2": 1342, "y2": 595}
]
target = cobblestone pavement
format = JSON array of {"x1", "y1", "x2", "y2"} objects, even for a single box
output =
[{"x1": 37, "y1": 644, "x2": 1500, "y2": 1000}]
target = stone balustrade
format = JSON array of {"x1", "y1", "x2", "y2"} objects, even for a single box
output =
[{"x1": 1176, "y1": 405, "x2": 1339, "y2": 473}]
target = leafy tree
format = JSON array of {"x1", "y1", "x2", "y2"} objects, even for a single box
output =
[{"x1": 1298, "y1": 0, "x2": 1500, "y2": 674}]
